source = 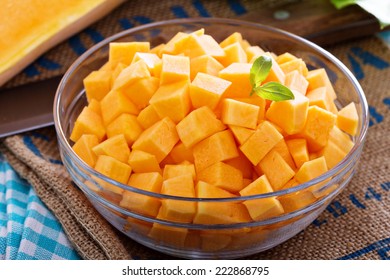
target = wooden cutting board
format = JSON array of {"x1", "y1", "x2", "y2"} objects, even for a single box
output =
[{"x1": 0, "y1": 0, "x2": 387, "y2": 138}]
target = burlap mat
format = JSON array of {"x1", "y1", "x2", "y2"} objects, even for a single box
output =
[{"x1": 0, "y1": 0, "x2": 389, "y2": 260}]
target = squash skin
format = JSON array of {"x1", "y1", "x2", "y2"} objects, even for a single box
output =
[{"x1": 0, "y1": 0, "x2": 125, "y2": 86}]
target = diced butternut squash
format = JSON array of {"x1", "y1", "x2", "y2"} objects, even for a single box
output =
[
  {"x1": 278, "y1": 191, "x2": 316, "y2": 212},
  {"x1": 128, "y1": 150, "x2": 161, "y2": 173},
  {"x1": 198, "y1": 162, "x2": 244, "y2": 193},
  {"x1": 195, "y1": 181, "x2": 236, "y2": 198},
  {"x1": 131, "y1": 52, "x2": 161, "y2": 76},
  {"x1": 92, "y1": 134, "x2": 130, "y2": 163},
  {"x1": 160, "y1": 174, "x2": 196, "y2": 223},
  {"x1": 132, "y1": 117, "x2": 179, "y2": 163},
  {"x1": 239, "y1": 175, "x2": 284, "y2": 220},
  {"x1": 110, "y1": 63, "x2": 127, "y2": 88},
  {"x1": 306, "y1": 86, "x2": 338, "y2": 113},
  {"x1": 94, "y1": 155, "x2": 132, "y2": 195},
  {"x1": 83, "y1": 70, "x2": 111, "y2": 102},
  {"x1": 224, "y1": 150, "x2": 253, "y2": 179},
  {"x1": 183, "y1": 34, "x2": 225, "y2": 59},
  {"x1": 286, "y1": 138, "x2": 309, "y2": 169},
  {"x1": 276, "y1": 52, "x2": 298, "y2": 64},
  {"x1": 160, "y1": 54, "x2": 190, "y2": 84},
  {"x1": 163, "y1": 163, "x2": 196, "y2": 180},
  {"x1": 149, "y1": 80, "x2": 191, "y2": 123},
  {"x1": 100, "y1": 90, "x2": 140, "y2": 126},
  {"x1": 200, "y1": 233, "x2": 232, "y2": 251},
  {"x1": 240, "y1": 121, "x2": 283, "y2": 165},
  {"x1": 279, "y1": 58, "x2": 308, "y2": 76},
  {"x1": 262, "y1": 52, "x2": 285, "y2": 84},
  {"x1": 246, "y1": 46, "x2": 265, "y2": 63},
  {"x1": 190, "y1": 55, "x2": 224, "y2": 80},
  {"x1": 337, "y1": 102, "x2": 359, "y2": 136},
  {"x1": 149, "y1": 222, "x2": 188, "y2": 247},
  {"x1": 319, "y1": 140, "x2": 347, "y2": 169},
  {"x1": 72, "y1": 134, "x2": 99, "y2": 167},
  {"x1": 136, "y1": 105, "x2": 161, "y2": 129},
  {"x1": 221, "y1": 98, "x2": 260, "y2": 129},
  {"x1": 258, "y1": 150, "x2": 295, "y2": 190},
  {"x1": 193, "y1": 130, "x2": 239, "y2": 172},
  {"x1": 228, "y1": 125, "x2": 255, "y2": 145},
  {"x1": 109, "y1": 42, "x2": 150, "y2": 67},
  {"x1": 190, "y1": 73, "x2": 231, "y2": 110},
  {"x1": 176, "y1": 106, "x2": 226, "y2": 148},
  {"x1": 298, "y1": 106, "x2": 336, "y2": 151},
  {"x1": 120, "y1": 172, "x2": 163, "y2": 217},
  {"x1": 285, "y1": 70, "x2": 309, "y2": 95},
  {"x1": 218, "y1": 63, "x2": 252, "y2": 98},
  {"x1": 271, "y1": 139, "x2": 296, "y2": 170},
  {"x1": 70, "y1": 106, "x2": 105, "y2": 142},
  {"x1": 234, "y1": 96, "x2": 266, "y2": 122},
  {"x1": 306, "y1": 68, "x2": 337, "y2": 100},
  {"x1": 170, "y1": 142, "x2": 194, "y2": 163},
  {"x1": 87, "y1": 99, "x2": 101, "y2": 115},
  {"x1": 266, "y1": 90, "x2": 309, "y2": 135},
  {"x1": 220, "y1": 32, "x2": 243, "y2": 48},
  {"x1": 194, "y1": 201, "x2": 251, "y2": 224},
  {"x1": 328, "y1": 126, "x2": 354, "y2": 154},
  {"x1": 112, "y1": 60, "x2": 151, "y2": 91},
  {"x1": 218, "y1": 42, "x2": 247, "y2": 67},
  {"x1": 295, "y1": 156, "x2": 328, "y2": 196},
  {"x1": 122, "y1": 76, "x2": 159, "y2": 110},
  {"x1": 106, "y1": 113, "x2": 143, "y2": 146}
]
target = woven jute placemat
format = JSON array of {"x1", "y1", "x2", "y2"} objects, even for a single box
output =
[{"x1": 1, "y1": 0, "x2": 389, "y2": 260}]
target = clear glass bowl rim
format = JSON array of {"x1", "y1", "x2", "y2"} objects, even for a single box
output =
[{"x1": 53, "y1": 17, "x2": 369, "y2": 202}]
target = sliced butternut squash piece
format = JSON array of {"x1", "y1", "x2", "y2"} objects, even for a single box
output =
[
  {"x1": 70, "y1": 106, "x2": 105, "y2": 142},
  {"x1": 160, "y1": 54, "x2": 190, "y2": 85},
  {"x1": 106, "y1": 113, "x2": 143, "y2": 146},
  {"x1": 190, "y1": 55, "x2": 224, "y2": 80},
  {"x1": 136, "y1": 105, "x2": 161, "y2": 129},
  {"x1": 92, "y1": 134, "x2": 130, "y2": 163},
  {"x1": 337, "y1": 102, "x2": 359, "y2": 136},
  {"x1": 221, "y1": 98, "x2": 260, "y2": 129},
  {"x1": 72, "y1": 134, "x2": 99, "y2": 167},
  {"x1": 128, "y1": 150, "x2": 161, "y2": 173},
  {"x1": 109, "y1": 42, "x2": 150, "y2": 68}
]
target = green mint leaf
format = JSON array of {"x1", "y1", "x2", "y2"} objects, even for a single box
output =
[
  {"x1": 253, "y1": 82, "x2": 295, "y2": 102},
  {"x1": 250, "y1": 55, "x2": 272, "y2": 89}
]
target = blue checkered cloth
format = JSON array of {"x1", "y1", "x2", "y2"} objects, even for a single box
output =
[{"x1": 0, "y1": 153, "x2": 80, "y2": 260}]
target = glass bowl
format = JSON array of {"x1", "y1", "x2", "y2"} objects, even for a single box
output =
[{"x1": 53, "y1": 18, "x2": 369, "y2": 259}]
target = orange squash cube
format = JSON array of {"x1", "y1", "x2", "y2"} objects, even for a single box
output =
[
  {"x1": 193, "y1": 130, "x2": 239, "y2": 172},
  {"x1": 72, "y1": 134, "x2": 99, "y2": 167},
  {"x1": 131, "y1": 52, "x2": 161, "y2": 76},
  {"x1": 195, "y1": 181, "x2": 236, "y2": 198},
  {"x1": 218, "y1": 62, "x2": 252, "y2": 98},
  {"x1": 83, "y1": 70, "x2": 111, "y2": 102},
  {"x1": 87, "y1": 99, "x2": 101, "y2": 115},
  {"x1": 328, "y1": 126, "x2": 354, "y2": 154},
  {"x1": 278, "y1": 191, "x2": 316, "y2": 213},
  {"x1": 108, "y1": 42, "x2": 150, "y2": 67},
  {"x1": 94, "y1": 155, "x2": 132, "y2": 194},
  {"x1": 136, "y1": 105, "x2": 161, "y2": 129},
  {"x1": 132, "y1": 117, "x2": 179, "y2": 163},
  {"x1": 176, "y1": 106, "x2": 226, "y2": 148},
  {"x1": 220, "y1": 32, "x2": 243, "y2": 48},
  {"x1": 169, "y1": 142, "x2": 194, "y2": 163},
  {"x1": 70, "y1": 106, "x2": 106, "y2": 142},
  {"x1": 298, "y1": 105, "x2": 336, "y2": 151},
  {"x1": 239, "y1": 121, "x2": 283, "y2": 165},
  {"x1": 279, "y1": 58, "x2": 308, "y2": 76},
  {"x1": 160, "y1": 54, "x2": 190, "y2": 84},
  {"x1": 271, "y1": 139, "x2": 296, "y2": 170},
  {"x1": 286, "y1": 138, "x2": 310, "y2": 169},
  {"x1": 319, "y1": 140, "x2": 347, "y2": 169},
  {"x1": 239, "y1": 175, "x2": 284, "y2": 220},
  {"x1": 295, "y1": 156, "x2": 328, "y2": 196},
  {"x1": 190, "y1": 55, "x2": 224, "y2": 80},
  {"x1": 266, "y1": 90, "x2": 309, "y2": 135},
  {"x1": 276, "y1": 52, "x2": 298, "y2": 64},
  {"x1": 306, "y1": 86, "x2": 338, "y2": 114},
  {"x1": 228, "y1": 125, "x2": 255, "y2": 146},
  {"x1": 183, "y1": 34, "x2": 225, "y2": 59},
  {"x1": 257, "y1": 150, "x2": 295, "y2": 190},
  {"x1": 122, "y1": 76, "x2": 159, "y2": 110},
  {"x1": 163, "y1": 163, "x2": 196, "y2": 180},
  {"x1": 128, "y1": 150, "x2": 161, "y2": 173},
  {"x1": 218, "y1": 42, "x2": 247, "y2": 67},
  {"x1": 262, "y1": 53, "x2": 285, "y2": 84},
  {"x1": 92, "y1": 134, "x2": 130, "y2": 164},
  {"x1": 221, "y1": 98, "x2": 260, "y2": 129},
  {"x1": 160, "y1": 174, "x2": 196, "y2": 223},
  {"x1": 198, "y1": 161, "x2": 244, "y2": 193},
  {"x1": 306, "y1": 68, "x2": 337, "y2": 100},
  {"x1": 100, "y1": 90, "x2": 139, "y2": 126},
  {"x1": 190, "y1": 73, "x2": 231, "y2": 110},
  {"x1": 194, "y1": 201, "x2": 251, "y2": 224},
  {"x1": 224, "y1": 150, "x2": 253, "y2": 179},
  {"x1": 149, "y1": 80, "x2": 191, "y2": 123},
  {"x1": 110, "y1": 63, "x2": 127, "y2": 88},
  {"x1": 234, "y1": 96, "x2": 266, "y2": 122},
  {"x1": 337, "y1": 102, "x2": 359, "y2": 136},
  {"x1": 246, "y1": 46, "x2": 265, "y2": 63},
  {"x1": 106, "y1": 113, "x2": 143, "y2": 146},
  {"x1": 111, "y1": 60, "x2": 151, "y2": 91},
  {"x1": 285, "y1": 70, "x2": 309, "y2": 95},
  {"x1": 120, "y1": 172, "x2": 163, "y2": 217}
]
